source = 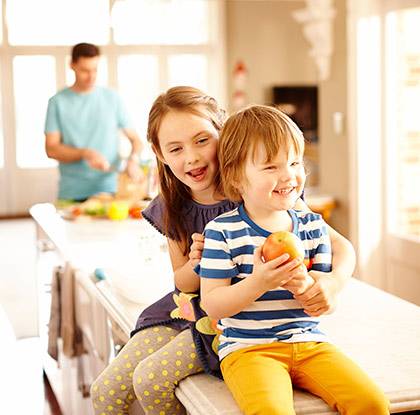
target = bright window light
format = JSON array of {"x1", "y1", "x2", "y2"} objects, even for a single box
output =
[
  {"x1": 6, "y1": 0, "x2": 110, "y2": 46},
  {"x1": 386, "y1": 7, "x2": 420, "y2": 239},
  {"x1": 111, "y1": 0, "x2": 209, "y2": 45},
  {"x1": 0, "y1": 89, "x2": 3, "y2": 169},
  {"x1": 168, "y1": 54, "x2": 208, "y2": 92},
  {"x1": 0, "y1": 1, "x2": 3, "y2": 44},
  {"x1": 13, "y1": 56, "x2": 57, "y2": 168},
  {"x1": 117, "y1": 55, "x2": 160, "y2": 146}
]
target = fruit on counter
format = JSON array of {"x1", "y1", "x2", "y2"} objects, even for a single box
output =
[
  {"x1": 262, "y1": 231, "x2": 305, "y2": 264},
  {"x1": 108, "y1": 201, "x2": 129, "y2": 220},
  {"x1": 72, "y1": 206, "x2": 83, "y2": 215},
  {"x1": 83, "y1": 200, "x2": 108, "y2": 216},
  {"x1": 55, "y1": 199, "x2": 77, "y2": 207},
  {"x1": 129, "y1": 206, "x2": 144, "y2": 219}
]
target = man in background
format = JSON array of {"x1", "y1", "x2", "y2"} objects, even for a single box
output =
[{"x1": 45, "y1": 42, "x2": 143, "y2": 201}]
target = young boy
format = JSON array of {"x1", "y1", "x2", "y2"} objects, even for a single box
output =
[{"x1": 195, "y1": 105, "x2": 390, "y2": 415}]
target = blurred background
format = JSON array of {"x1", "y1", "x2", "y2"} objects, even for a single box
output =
[
  {"x1": 1, "y1": 1, "x2": 420, "y2": 413},
  {"x1": 1, "y1": 0, "x2": 420, "y2": 324}
]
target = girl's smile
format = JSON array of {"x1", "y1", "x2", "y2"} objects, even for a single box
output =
[
  {"x1": 156, "y1": 111, "x2": 220, "y2": 204},
  {"x1": 187, "y1": 166, "x2": 208, "y2": 181}
]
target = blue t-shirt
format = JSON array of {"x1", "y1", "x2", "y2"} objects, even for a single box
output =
[
  {"x1": 195, "y1": 204, "x2": 332, "y2": 361},
  {"x1": 44, "y1": 86, "x2": 133, "y2": 200}
]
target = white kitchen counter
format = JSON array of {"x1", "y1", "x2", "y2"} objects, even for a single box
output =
[
  {"x1": 94, "y1": 265, "x2": 420, "y2": 414},
  {"x1": 96, "y1": 276, "x2": 420, "y2": 414},
  {"x1": 31, "y1": 203, "x2": 420, "y2": 415}
]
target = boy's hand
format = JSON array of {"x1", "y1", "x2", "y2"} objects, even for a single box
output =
[
  {"x1": 252, "y1": 245, "x2": 303, "y2": 292},
  {"x1": 189, "y1": 233, "x2": 205, "y2": 267}
]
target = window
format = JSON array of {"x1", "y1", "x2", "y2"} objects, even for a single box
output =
[
  {"x1": 13, "y1": 56, "x2": 57, "y2": 168},
  {"x1": 0, "y1": 79, "x2": 3, "y2": 169},
  {"x1": 386, "y1": 7, "x2": 420, "y2": 239},
  {"x1": 1, "y1": 0, "x2": 224, "y2": 171},
  {"x1": 117, "y1": 55, "x2": 160, "y2": 152},
  {"x1": 6, "y1": 0, "x2": 110, "y2": 46},
  {"x1": 168, "y1": 54, "x2": 208, "y2": 91},
  {"x1": 0, "y1": 4, "x2": 3, "y2": 168},
  {"x1": 111, "y1": 0, "x2": 209, "y2": 45}
]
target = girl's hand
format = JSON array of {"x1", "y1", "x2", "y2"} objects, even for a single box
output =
[
  {"x1": 281, "y1": 264, "x2": 315, "y2": 296},
  {"x1": 293, "y1": 270, "x2": 340, "y2": 316},
  {"x1": 189, "y1": 233, "x2": 205, "y2": 267},
  {"x1": 252, "y1": 245, "x2": 303, "y2": 292}
]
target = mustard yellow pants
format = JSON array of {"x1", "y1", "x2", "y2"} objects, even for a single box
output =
[{"x1": 221, "y1": 342, "x2": 390, "y2": 415}]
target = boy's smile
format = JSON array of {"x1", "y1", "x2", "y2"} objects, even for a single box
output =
[{"x1": 240, "y1": 142, "x2": 305, "y2": 222}]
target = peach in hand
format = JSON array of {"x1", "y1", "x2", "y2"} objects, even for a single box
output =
[{"x1": 262, "y1": 231, "x2": 305, "y2": 264}]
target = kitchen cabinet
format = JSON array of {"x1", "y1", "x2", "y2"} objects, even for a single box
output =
[{"x1": 30, "y1": 203, "x2": 173, "y2": 415}]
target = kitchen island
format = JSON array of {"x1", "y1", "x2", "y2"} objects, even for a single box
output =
[
  {"x1": 31, "y1": 203, "x2": 420, "y2": 415},
  {"x1": 30, "y1": 202, "x2": 173, "y2": 415}
]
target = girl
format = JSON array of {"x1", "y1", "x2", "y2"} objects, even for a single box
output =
[{"x1": 91, "y1": 86, "x2": 355, "y2": 415}]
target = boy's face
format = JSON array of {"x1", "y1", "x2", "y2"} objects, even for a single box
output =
[{"x1": 239, "y1": 142, "x2": 305, "y2": 217}]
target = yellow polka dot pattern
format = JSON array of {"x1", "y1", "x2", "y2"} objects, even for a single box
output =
[
  {"x1": 133, "y1": 329, "x2": 202, "y2": 415},
  {"x1": 91, "y1": 327, "x2": 201, "y2": 415}
]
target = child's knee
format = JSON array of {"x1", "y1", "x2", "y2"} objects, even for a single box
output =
[
  {"x1": 90, "y1": 377, "x2": 106, "y2": 409},
  {"x1": 133, "y1": 361, "x2": 177, "y2": 402},
  {"x1": 344, "y1": 389, "x2": 390, "y2": 415}
]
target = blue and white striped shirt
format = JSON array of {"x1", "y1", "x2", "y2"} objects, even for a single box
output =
[{"x1": 195, "y1": 204, "x2": 332, "y2": 360}]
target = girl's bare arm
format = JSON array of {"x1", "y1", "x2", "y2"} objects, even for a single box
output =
[
  {"x1": 293, "y1": 198, "x2": 356, "y2": 315},
  {"x1": 167, "y1": 233, "x2": 204, "y2": 293}
]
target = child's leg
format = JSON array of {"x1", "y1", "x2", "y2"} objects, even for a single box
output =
[
  {"x1": 221, "y1": 343, "x2": 296, "y2": 415},
  {"x1": 91, "y1": 326, "x2": 179, "y2": 415},
  {"x1": 133, "y1": 329, "x2": 203, "y2": 415},
  {"x1": 293, "y1": 342, "x2": 390, "y2": 415}
]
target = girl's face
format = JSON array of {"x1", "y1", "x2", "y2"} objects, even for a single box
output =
[
  {"x1": 156, "y1": 111, "x2": 220, "y2": 204},
  {"x1": 240, "y1": 142, "x2": 306, "y2": 219}
]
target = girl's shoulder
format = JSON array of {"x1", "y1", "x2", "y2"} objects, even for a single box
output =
[
  {"x1": 183, "y1": 199, "x2": 239, "y2": 235},
  {"x1": 142, "y1": 195, "x2": 239, "y2": 238},
  {"x1": 141, "y1": 196, "x2": 166, "y2": 236}
]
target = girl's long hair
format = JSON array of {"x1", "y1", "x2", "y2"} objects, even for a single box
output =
[{"x1": 147, "y1": 86, "x2": 227, "y2": 255}]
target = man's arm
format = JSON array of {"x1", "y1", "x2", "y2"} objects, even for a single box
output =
[
  {"x1": 122, "y1": 126, "x2": 144, "y2": 182},
  {"x1": 45, "y1": 131, "x2": 109, "y2": 170}
]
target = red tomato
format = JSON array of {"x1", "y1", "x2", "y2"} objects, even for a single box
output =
[
  {"x1": 72, "y1": 206, "x2": 83, "y2": 215},
  {"x1": 129, "y1": 206, "x2": 144, "y2": 219}
]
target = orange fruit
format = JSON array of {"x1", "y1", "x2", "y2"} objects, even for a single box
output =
[{"x1": 262, "y1": 231, "x2": 305, "y2": 263}]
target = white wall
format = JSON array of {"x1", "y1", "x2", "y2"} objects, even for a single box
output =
[{"x1": 226, "y1": 0, "x2": 350, "y2": 237}]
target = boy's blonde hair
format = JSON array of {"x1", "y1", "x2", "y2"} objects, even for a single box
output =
[{"x1": 219, "y1": 104, "x2": 305, "y2": 203}]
